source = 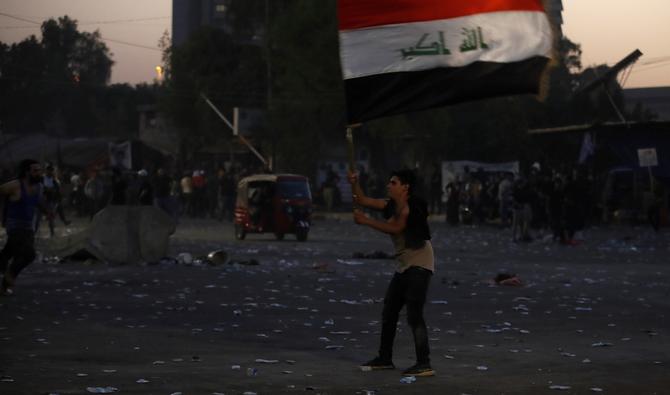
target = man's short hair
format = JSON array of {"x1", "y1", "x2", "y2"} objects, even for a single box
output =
[
  {"x1": 18, "y1": 159, "x2": 39, "y2": 178},
  {"x1": 390, "y1": 169, "x2": 417, "y2": 195}
]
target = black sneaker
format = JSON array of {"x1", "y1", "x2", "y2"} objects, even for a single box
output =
[
  {"x1": 360, "y1": 357, "x2": 395, "y2": 371},
  {"x1": 402, "y1": 363, "x2": 435, "y2": 377}
]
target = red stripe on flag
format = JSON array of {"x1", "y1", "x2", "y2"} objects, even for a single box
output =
[{"x1": 338, "y1": 0, "x2": 545, "y2": 30}]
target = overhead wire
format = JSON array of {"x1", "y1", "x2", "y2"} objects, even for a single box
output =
[
  {"x1": 631, "y1": 60, "x2": 670, "y2": 74},
  {"x1": 0, "y1": 11, "x2": 163, "y2": 51}
]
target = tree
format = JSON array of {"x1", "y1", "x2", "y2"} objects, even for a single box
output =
[
  {"x1": 0, "y1": 16, "x2": 114, "y2": 136},
  {"x1": 267, "y1": 0, "x2": 346, "y2": 175}
]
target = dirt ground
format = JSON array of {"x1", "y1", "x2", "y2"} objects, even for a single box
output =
[{"x1": 1, "y1": 216, "x2": 668, "y2": 394}]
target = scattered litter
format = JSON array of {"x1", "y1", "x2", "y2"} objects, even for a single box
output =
[
  {"x1": 337, "y1": 259, "x2": 364, "y2": 265},
  {"x1": 476, "y1": 366, "x2": 489, "y2": 371},
  {"x1": 246, "y1": 367, "x2": 259, "y2": 377},
  {"x1": 591, "y1": 342, "x2": 613, "y2": 347},
  {"x1": 494, "y1": 273, "x2": 522, "y2": 286},
  {"x1": 176, "y1": 252, "x2": 193, "y2": 265},
  {"x1": 325, "y1": 345, "x2": 344, "y2": 350},
  {"x1": 549, "y1": 385, "x2": 572, "y2": 391},
  {"x1": 86, "y1": 387, "x2": 118, "y2": 394},
  {"x1": 255, "y1": 359, "x2": 279, "y2": 364},
  {"x1": 399, "y1": 376, "x2": 417, "y2": 384},
  {"x1": 206, "y1": 250, "x2": 229, "y2": 265},
  {"x1": 136, "y1": 379, "x2": 150, "y2": 384}
]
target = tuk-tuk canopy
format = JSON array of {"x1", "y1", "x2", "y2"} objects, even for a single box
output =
[{"x1": 237, "y1": 174, "x2": 312, "y2": 207}]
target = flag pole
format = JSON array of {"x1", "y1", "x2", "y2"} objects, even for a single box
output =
[{"x1": 346, "y1": 123, "x2": 362, "y2": 172}]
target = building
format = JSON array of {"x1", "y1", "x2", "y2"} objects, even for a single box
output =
[
  {"x1": 172, "y1": 0, "x2": 266, "y2": 47},
  {"x1": 624, "y1": 87, "x2": 670, "y2": 121},
  {"x1": 172, "y1": 0, "x2": 231, "y2": 46}
]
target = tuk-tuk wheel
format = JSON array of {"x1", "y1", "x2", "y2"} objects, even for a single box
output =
[
  {"x1": 275, "y1": 233, "x2": 285, "y2": 241},
  {"x1": 235, "y1": 225, "x2": 246, "y2": 240},
  {"x1": 296, "y1": 229, "x2": 308, "y2": 242}
]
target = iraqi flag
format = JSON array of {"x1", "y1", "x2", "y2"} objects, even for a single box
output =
[{"x1": 338, "y1": 0, "x2": 554, "y2": 124}]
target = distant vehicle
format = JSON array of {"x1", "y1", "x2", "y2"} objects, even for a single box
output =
[{"x1": 234, "y1": 174, "x2": 312, "y2": 241}]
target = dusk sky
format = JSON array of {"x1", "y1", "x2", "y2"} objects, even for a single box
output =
[{"x1": 1, "y1": 0, "x2": 669, "y2": 88}]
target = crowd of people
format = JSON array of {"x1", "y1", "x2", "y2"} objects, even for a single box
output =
[
  {"x1": 0, "y1": 159, "x2": 662, "y2": 245},
  {"x1": 0, "y1": 162, "x2": 272, "y2": 234},
  {"x1": 436, "y1": 165, "x2": 594, "y2": 244}
]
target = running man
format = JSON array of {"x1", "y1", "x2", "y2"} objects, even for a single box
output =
[{"x1": 1, "y1": 159, "x2": 46, "y2": 295}]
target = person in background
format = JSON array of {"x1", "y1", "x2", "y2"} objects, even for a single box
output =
[
  {"x1": 84, "y1": 171, "x2": 105, "y2": 220},
  {"x1": 42, "y1": 164, "x2": 70, "y2": 237},
  {"x1": 137, "y1": 169, "x2": 154, "y2": 206}
]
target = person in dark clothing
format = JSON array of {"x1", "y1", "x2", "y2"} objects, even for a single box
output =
[
  {"x1": 153, "y1": 168, "x2": 173, "y2": 215},
  {"x1": 109, "y1": 167, "x2": 128, "y2": 205},
  {"x1": 0, "y1": 159, "x2": 46, "y2": 295},
  {"x1": 217, "y1": 169, "x2": 236, "y2": 221},
  {"x1": 137, "y1": 169, "x2": 154, "y2": 206},
  {"x1": 42, "y1": 164, "x2": 70, "y2": 237},
  {"x1": 647, "y1": 184, "x2": 663, "y2": 232},
  {"x1": 563, "y1": 170, "x2": 587, "y2": 244},
  {"x1": 445, "y1": 181, "x2": 460, "y2": 225},
  {"x1": 512, "y1": 178, "x2": 534, "y2": 242},
  {"x1": 548, "y1": 177, "x2": 566, "y2": 243},
  {"x1": 348, "y1": 168, "x2": 435, "y2": 378},
  {"x1": 429, "y1": 167, "x2": 443, "y2": 214}
]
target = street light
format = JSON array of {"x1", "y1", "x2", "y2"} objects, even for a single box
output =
[{"x1": 155, "y1": 66, "x2": 164, "y2": 81}]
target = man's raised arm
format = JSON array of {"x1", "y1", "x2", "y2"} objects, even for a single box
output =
[{"x1": 347, "y1": 171, "x2": 387, "y2": 211}]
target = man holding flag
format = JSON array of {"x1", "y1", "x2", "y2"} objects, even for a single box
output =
[
  {"x1": 349, "y1": 169, "x2": 435, "y2": 377},
  {"x1": 338, "y1": 0, "x2": 554, "y2": 377}
]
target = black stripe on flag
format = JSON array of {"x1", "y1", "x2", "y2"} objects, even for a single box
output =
[{"x1": 344, "y1": 56, "x2": 550, "y2": 124}]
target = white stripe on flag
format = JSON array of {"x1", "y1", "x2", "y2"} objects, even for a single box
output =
[{"x1": 340, "y1": 11, "x2": 551, "y2": 79}]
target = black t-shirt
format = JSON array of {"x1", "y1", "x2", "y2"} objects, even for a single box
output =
[{"x1": 383, "y1": 197, "x2": 431, "y2": 250}]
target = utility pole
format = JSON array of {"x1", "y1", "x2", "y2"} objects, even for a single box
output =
[{"x1": 265, "y1": 0, "x2": 275, "y2": 171}]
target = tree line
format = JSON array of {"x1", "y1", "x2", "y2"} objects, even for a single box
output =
[{"x1": 1, "y1": 2, "x2": 655, "y2": 176}]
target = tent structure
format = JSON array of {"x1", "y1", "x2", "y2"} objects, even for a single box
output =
[
  {"x1": 0, "y1": 134, "x2": 170, "y2": 171},
  {"x1": 49, "y1": 206, "x2": 176, "y2": 264},
  {"x1": 529, "y1": 121, "x2": 670, "y2": 185}
]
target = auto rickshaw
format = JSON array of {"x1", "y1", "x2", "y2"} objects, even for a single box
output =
[{"x1": 234, "y1": 174, "x2": 312, "y2": 241}]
